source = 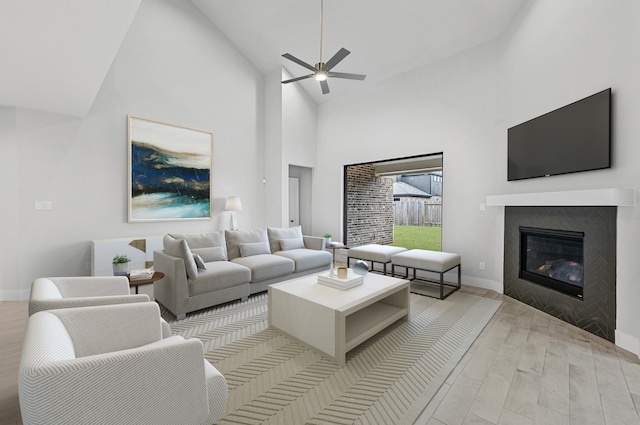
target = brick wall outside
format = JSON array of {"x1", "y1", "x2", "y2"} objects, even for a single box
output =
[{"x1": 346, "y1": 164, "x2": 394, "y2": 246}]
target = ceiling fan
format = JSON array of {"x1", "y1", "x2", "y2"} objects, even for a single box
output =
[{"x1": 281, "y1": 0, "x2": 366, "y2": 95}]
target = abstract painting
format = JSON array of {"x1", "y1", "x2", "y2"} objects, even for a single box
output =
[{"x1": 128, "y1": 115, "x2": 212, "y2": 222}]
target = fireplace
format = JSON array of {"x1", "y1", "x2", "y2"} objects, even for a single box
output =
[
  {"x1": 519, "y1": 227, "x2": 584, "y2": 299},
  {"x1": 504, "y1": 206, "x2": 616, "y2": 342}
]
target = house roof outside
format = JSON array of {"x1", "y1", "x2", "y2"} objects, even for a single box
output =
[{"x1": 393, "y1": 181, "x2": 432, "y2": 199}]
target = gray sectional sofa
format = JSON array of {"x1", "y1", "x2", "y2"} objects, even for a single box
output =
[{"x1": 153, "y1": 226, "x2": 332, "y2": 319}]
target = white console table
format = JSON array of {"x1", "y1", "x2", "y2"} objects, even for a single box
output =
[{"x1": 91, "y1": 236, "x2": 163, "y2": 276}]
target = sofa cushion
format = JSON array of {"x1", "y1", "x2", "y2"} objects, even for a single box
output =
[
  {"x1": 170, "y1": 231, "x2": 227, "y2": 258},
  {"x1": 225, "y1": 228, "x2": 269, "y2": 260},
  {"x1": 163, "y1": 235, "x2": 198, "y2": 280},
  {"x1": 267, "y1": 226, "x2": 303, "y2": 253},
  {"x1": 191, "y1": 246, "x2": 227, "y2": 262},
  {"x1": 239, "y1": 242, "x2": 271, "y2": 257},
  {"x1": 279, "y1": 238, "x2": 305, "y2": 251},
  {"x1": 275, "y1": 249, "x2": 332, "y2": 272},
  {"x1": 188, "y1": 262, "x2": 251, "y2": 296},
  {"x1": 231, "y1": 254, "x2": 294, "y2": 283}
]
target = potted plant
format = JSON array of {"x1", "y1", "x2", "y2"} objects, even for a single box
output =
[
  {"x1": 112, "y1": 254, "x2": 131, "y2": 276},
  {"x1": 323, "y1": 233, "x2": 332, "y2": 248}
]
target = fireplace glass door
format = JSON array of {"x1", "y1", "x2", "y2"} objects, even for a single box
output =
[{"x1": 519, "y1": 227, "x2": 585, "y2": 299}]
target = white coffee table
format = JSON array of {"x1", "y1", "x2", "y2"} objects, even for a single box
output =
[{"x1": 268, "y1": 272, "x2": 410, "y2": 366}]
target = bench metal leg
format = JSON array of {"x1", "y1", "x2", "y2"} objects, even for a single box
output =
[
  {"x1": 397, "y1": 264, "x2": 461, "y2": 300},
  {"x1": 391, "y1": 264, "x2": 409, "y2": 279}
]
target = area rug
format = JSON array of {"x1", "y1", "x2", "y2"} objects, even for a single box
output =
[{"x1": 163, "y1": 290, "x2": 501, "y2": 425}]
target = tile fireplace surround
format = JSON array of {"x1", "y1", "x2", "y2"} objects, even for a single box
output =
[{"x1": 487, "y1": 188, "x2": 635, "y2": 343}]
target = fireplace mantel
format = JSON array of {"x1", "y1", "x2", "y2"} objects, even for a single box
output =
[{"x1": 486, "y1": 188, "x2": 635, "y2": 207}]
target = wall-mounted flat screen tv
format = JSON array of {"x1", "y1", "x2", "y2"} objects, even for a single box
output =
[{"x1": 507, "y1": 88, "x2": 611, "y2": 181}]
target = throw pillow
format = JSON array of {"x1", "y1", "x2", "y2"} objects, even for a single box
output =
[
  {"x1": 193, "y1": 254, "x2": 207, "y2": 270},
  {"x1": 239, "y1": 241, "x2": 271, "y2": 257},
  {"x1": 267, "y1": 226, "x2": 304, "y2": 253},
  {"x1": 163, "y1": 235, "x2": 198, "y2": 280},
  {"x1": 279, "y1": 238, "x2": 305, "y2": 251},
  {"x1": 169, "y1": 231, "x2": 226, "y2": 249},
  {"x1": 225, "y1": 228, "x2": 269, "y2": 260},
  {"x1": 191, "y1": 246, "x2": 227, "y2": 262},
  {"x1": 169, "y1": 231, "x2": 228, "y2": 259}
]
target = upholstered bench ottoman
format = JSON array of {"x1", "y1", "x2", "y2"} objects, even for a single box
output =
[
  {"x1": 391, "y1": 249, "x2": 461, "y2": 299},
  {"x1": 347, "y1": 244, "x2": 407, "y2": 275}
]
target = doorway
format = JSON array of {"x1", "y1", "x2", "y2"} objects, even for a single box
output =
[
  {"x1": 343, "y1": 153, "x2": 443, "y2": 249},
  {"x1": 289, "y1": 165, "x2": 313, "y2": 233}
]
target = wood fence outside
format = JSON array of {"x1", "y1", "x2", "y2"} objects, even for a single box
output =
[{"x1": 394, "y1": 200, "x2": 442, "y2": 227}]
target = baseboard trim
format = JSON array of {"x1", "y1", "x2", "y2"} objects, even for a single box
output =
[
  {"x1": 616, "y1": 329, "x2": 640, "y2": 358},
  {"x1": 461, "y1": 276, "x2": 503, "y2": 294}
]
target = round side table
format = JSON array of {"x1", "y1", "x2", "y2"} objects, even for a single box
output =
[
  {"x1": 326, "y1": 243, "x2": 349, "y2": 263},
  {"x1": 127, "y1": 271, "x2": 165, "y2": 294}
]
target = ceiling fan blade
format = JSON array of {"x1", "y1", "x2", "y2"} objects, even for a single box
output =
[
  {"x1": 282, "y1": 53, "x2": 317, "y2": 72},
  {"x1": 324, "y1": 48, "x2": 350, "y2": 71},
  {"x1": 329, "y1": 72, "x2": 366, "y2": 81},
  {"x1": 282, "y1": 74, "x2": 314, "y2": 84},
  {"x1": 320, "y1": 80, "x2": 330, "y2": 94}
]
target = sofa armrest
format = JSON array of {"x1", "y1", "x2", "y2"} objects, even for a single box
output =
[
  {"x1": 19, "y1": 335, "x2": 211, "y2": 425},
  {"x1": 303, "y1": 235, "x2": 326, "y2": 251},
  {"x1": 153, "y1": 250, "x2": 190, "y2": 318}
]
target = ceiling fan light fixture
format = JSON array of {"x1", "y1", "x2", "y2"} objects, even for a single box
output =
[{"x1": 314, "y1": 71, "x2": 328, "y2": 81}]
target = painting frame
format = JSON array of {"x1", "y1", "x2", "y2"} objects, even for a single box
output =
[{"x1": 127, "y1": 115, "x2": 213, "y2": 222}]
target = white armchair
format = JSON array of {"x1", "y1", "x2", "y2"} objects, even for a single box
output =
[
  {"x1": 28, "y1": 276, "x2": 150, "y2": 316},
  {"x1": 19, "y1": 302, "x2": 228, "y2": 425}
]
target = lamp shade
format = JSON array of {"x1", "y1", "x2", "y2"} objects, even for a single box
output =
[{"x1": 225, "y1": 196, "x2": 243, "y2": 212}]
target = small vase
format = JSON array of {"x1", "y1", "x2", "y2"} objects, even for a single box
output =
[
  {"x1": 324, "y1": 237, "x2": 331, "y2": 248},
  {"x1": 113, "y1": 263, "x2": 128, "y2": 276}
]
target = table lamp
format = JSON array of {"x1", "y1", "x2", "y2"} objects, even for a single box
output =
[{"x1": 225, "y1": 196, "x2": 243, "y2": 230}]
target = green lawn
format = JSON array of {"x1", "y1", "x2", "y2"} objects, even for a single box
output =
[{"x1": 390, "y1": 225, "x2": 442, "y2": 251}]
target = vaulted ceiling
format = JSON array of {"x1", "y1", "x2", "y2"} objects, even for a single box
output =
[
  {"x1": 0, "y1": 0, "x2": 142, "y2": 117},
  {"x1": 0, "y1": 0, "x2": 527, "y2": 117},
  {"x1": 192, "y1": 0, "x2": 528, "y2": 104}
]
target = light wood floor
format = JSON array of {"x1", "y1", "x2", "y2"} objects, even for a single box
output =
[
  {"x1": 0, "y1": 300, "x2": 28, "y2": 425},
  {"x1": 416, "y1": 286, "x2": 640, "y2": 425},
  {"x1": 2, "y1": 287, "x2": 640, "y2": 425}
]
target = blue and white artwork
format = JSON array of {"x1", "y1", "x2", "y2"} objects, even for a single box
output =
[{"x1": 128, "y1": 116, "x2": 212, "y2": 222}]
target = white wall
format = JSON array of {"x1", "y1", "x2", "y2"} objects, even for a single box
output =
[
  {"x1": 317, "y1": 42, "x2": 503, "y2": 291},
  {"x1": 263, "y1": 68, "x2": 319, "y2": 230},
  {"x1": 315, "y1": 1, "x2": 640, "y2": 353},
  {"x1": 496, "y1": 0, "x2": 640, "y2": 354},
  {"x1": 282, "y1": 81, "x2": 318, "y2": 234},
  {"x1": 263, "y1": 68, "x2": 284, "y2": 227},
  {"x1": 0, "y1": 0, "x2": 265, "y2": 299}
]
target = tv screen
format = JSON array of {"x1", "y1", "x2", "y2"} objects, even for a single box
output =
[{"x1": 507, "y1": 88, "x2": 611, "y2": 181}]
